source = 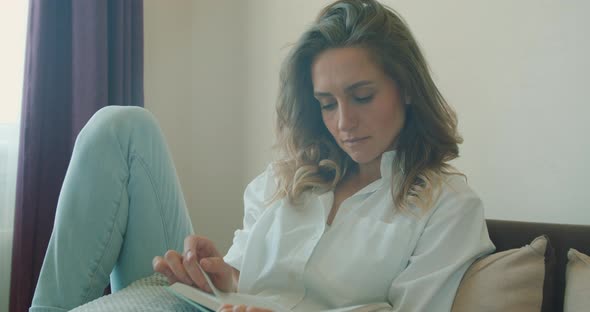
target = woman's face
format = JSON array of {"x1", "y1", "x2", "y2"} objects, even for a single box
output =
[{"x1": 311, "y1": 47, "x2": 406, "y2": 166}]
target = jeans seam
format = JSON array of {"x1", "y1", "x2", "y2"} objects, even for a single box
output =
[
  {"x1": 80, "y1": 174, "x2": 127, "y2": 303},
  {"x1": 130, "y1": 152, "x2": 171, "y2": 248},
  {"x1": 83, "y1": 123, "x2": 130, "y2": 302}
]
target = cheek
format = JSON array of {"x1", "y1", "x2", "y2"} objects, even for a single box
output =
[
  {"x1": 321, "y1": 113, "x2": 338, "y2": 135},
  {"x1": 371, "y1": 100, "x2": 405, "y2": 135}
]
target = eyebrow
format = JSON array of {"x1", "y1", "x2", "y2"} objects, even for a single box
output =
[{"x1": 313, "y1": 80, "x2": 374, "y2": 97}]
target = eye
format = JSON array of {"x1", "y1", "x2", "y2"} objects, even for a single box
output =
[
  {"x1": 355, "y1": 94, "x2": 374, "y2": 104},
  {"x1": 320, "y1": 103, "x2": 337, "y2": 111},
  {"x1": 316, "y1": 97, "x2": 337, "y2": 111}
]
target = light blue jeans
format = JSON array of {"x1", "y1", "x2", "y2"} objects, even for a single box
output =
[{"x1": 30, "y1": 106, "x2": 194, "y2": 312}]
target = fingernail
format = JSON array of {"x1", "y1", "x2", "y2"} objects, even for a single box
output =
[{"x1": 186, "y1": 250, "x2": 194, "y2": 261}]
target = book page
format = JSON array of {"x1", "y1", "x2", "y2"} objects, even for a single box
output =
[{"x1": 166, "y1": 263, "x2": 288, "y2": 312}]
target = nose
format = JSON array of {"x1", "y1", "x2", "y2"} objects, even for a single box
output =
[{"x1": 337, "y1": 101, "x2": 358, "y2": 131}]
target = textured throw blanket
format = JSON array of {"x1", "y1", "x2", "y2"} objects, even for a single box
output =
[{"x1": 71, "y1": 274, "x2": 199, "y2": 312}]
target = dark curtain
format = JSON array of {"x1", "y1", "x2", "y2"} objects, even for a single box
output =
[{"x1": 10, "y1": 1, "x2": 143, "y2": 311}]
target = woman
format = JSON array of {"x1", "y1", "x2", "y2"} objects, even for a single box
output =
[
  {"x1": 160, "y1": 1, "x2": 494, "y2": 311},
  {"x1": 31, "y1": 1, "x2": 494, "y2": 311}
]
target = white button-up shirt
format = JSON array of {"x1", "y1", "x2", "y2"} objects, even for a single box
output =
[{"x1": 224, "y1": 151, "x2": 495, "y2": 311}]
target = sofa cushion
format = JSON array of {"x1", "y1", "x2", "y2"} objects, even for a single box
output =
[
  {"x1": 452, "y1": 235, "x2": 552, "y2": 312},
  {"x1": 485, "y1": 219, "x2": 590, "y2": 312},
  {"x1": 563, "y1": 249, "x2": 590, "y2": 312}
]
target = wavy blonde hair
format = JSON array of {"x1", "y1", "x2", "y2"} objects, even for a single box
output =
[{"x1": 273, "y1": 0, "x2": 462, "y2": 213}]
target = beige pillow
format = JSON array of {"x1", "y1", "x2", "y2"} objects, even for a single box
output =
[
  {"x1": 564, "y1": 248, "x2": 590, "y2": 312},
  {"x1": 451, "y1": 236, "x2": 547, "y2": 312}
]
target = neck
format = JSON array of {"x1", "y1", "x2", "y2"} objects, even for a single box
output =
[{"x1": 349, "y1": 155, "x2": 382, "y2": 187}]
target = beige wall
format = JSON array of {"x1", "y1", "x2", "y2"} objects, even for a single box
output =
[
  {"x1": 241, "y1": 1, "x2": 332, "y2": 179},
  {"x1": 144, "y1": 0, "x2": 246, "y2": 252},
  {"x1": 145, "y1": 0, "x2": 590, "y2": 253},
  {"x1": 390, "y1": 1, "x2": 590, "y2": 224}
]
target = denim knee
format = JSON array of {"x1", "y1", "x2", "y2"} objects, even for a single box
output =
[{"x1": 75, "y1": 106, "x2": 159, "y2": 152}]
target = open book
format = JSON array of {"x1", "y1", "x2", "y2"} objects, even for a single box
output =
[
  {"x1": 164, "y1": 264, "x2": 288, "y2": 312},
  {"x1": 164, "y1": 263, "x2": 392, "y2": 312},
  {"x1": 166, "y1": 283, "x2": 391, "y2": 312}
]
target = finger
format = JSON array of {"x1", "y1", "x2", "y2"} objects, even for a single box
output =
[
  {"x1": 164, "y1": 250, "x2": 193, "y2": 285},
  {"x1": 182, "y1": 250, "x2": 211, "y2": 292},
  {"x1": 200, "y1": 257, "x2": 229, "y2": 273},
  {"x1": 201, "y1": 257, "x2": 236, "y2": 292},
  {"x1": 152, "y1": 256, "x2": 180, "y2": 284},
  {"x1": 184, "y1": 235, "x2": 221, "y2": 259},
  {"x1": 246, "y1": 308, "x2": 272, "y2": 312},
  {"x1": 152, "y1": 256, "x2": 165, "y2": 272},
  {"x1": 232, "y1": 305, "x2": 247, "y2": 312},
  {"x1": 217, "y1": 304, "x2": 233, "y2": 312}
]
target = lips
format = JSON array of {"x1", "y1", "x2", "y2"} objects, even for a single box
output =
[{"x1": 342, "y1": 136, "x2": 369, "y2": 145}]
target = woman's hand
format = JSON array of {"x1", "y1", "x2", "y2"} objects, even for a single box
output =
[
  {"x1": 217, "y1": 304, "x2": 273, "y2": 312},
  {"x1": 152, "y1": 235, "x2": 238, "y2": 293}
]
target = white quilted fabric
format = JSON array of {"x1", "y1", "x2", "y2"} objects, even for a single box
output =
[{"x1": 71, "y1": 274, "x2": 200, "y2": 312}]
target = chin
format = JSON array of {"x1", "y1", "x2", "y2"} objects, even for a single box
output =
[{"x1": 345, "y1": 150, "x2": 379, "y2": 165}]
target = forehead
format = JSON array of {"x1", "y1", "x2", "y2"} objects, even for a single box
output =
[{"x1": 311, "y1": 47, "x2": 383, "y2": 91}]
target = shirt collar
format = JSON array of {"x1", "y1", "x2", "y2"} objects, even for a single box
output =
[
  {"x1": 313, "y1": 150, "x2": 398, "y2": 198},
  {"x1": 349, "y1": 149, "x2": 397, "y2": 197},
  {"x1": 379, "y1": 149, "x2": 397, "y2": 181}
]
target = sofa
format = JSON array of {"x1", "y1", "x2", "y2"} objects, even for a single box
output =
[
  {"x1": 76, "y1": 219, "x2": 590, "y2": 312},
  {"x1": 484, "y1": 219, "x2": 590, "y2": 312}
]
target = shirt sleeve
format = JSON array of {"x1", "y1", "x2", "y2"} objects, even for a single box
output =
[
  {"x1": 223, "y1": 164, "x2": 277, "y2": 272},
  {"x1": 386, "y1": 176, "x2": 496, "y2": 311}
]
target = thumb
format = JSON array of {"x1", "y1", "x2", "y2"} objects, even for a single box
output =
[{"x1": 200, "y1": 257, "x2": 230, "y2": 274}]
